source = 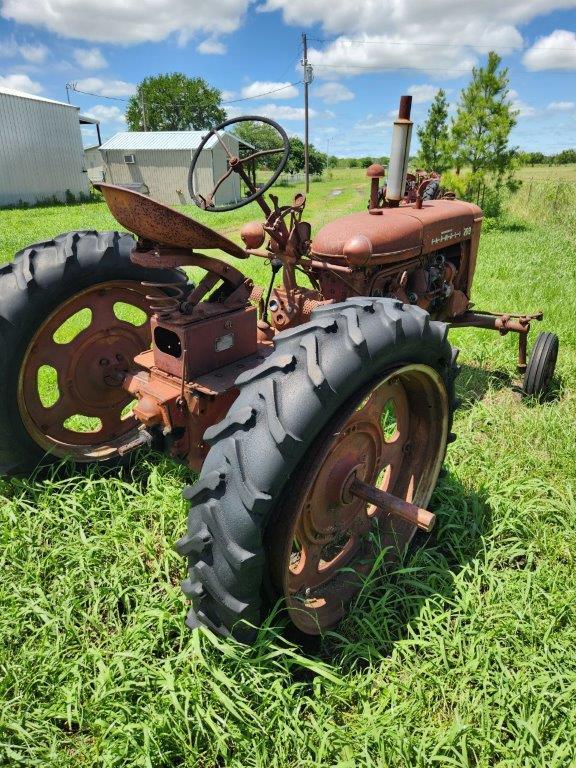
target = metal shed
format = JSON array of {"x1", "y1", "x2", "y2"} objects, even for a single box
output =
[
  {"x1": 97, "y1": 131, "x2": 243, "y2": 206},
  {"x1": 0, "y1": 87, "x2": 92, "y2": 207}
]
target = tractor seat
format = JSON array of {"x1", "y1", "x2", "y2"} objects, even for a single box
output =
[{"x1": 95, "y1": 183, "x2": 247, "y2": 259}]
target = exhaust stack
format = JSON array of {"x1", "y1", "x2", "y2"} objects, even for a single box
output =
[{"x1": 386, "y1": 95, "x2": 413, "y2": 204}]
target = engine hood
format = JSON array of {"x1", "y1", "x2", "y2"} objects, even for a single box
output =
[{"x1": 310, "y1": 199, "x2": 483, "y2": 265}]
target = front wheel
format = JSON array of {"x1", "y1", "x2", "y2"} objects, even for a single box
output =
[
  {"x1": 177, "y1": 298, "x2": 457, "y2": 641},
  {"x1": 0, "y1": 231, "x2": 186, "y2": 475},
  {"x1": 522, "y1": 331, "x2": 559, "y2": 400}
]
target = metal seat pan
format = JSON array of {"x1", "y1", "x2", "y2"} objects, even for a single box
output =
[{"x1": 95, "y1": 183, "x2": 247, "y2": 259}]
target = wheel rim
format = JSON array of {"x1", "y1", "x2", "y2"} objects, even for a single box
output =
[
  {"x1": 18, "y1": 280, "x2": 152, "y2": 462},
  {"x1": 270, "y1": 364, "x2": 449, "y2": 635}
]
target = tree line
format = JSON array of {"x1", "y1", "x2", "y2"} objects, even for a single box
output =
[{"x1": 518, "y1": 149, "x2": 576, "y2": 166}]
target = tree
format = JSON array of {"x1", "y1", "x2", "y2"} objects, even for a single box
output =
[
  {"x1": 126, "y1": 73, "x2": 226, "y2": 131},
  {"x1": 286, "y1": 137, "x2": 305, "y2": 174},
  {"x1": 554, "y1": 148, "x2": 576, "y2": 165},
  {"x1": 285, "y1": 138, "x2": 327, "y2": 175},
  {"x1": 232, "y1": 121, "x2": 283, "y2": 169},
  {"x1": 451, "y1": 52, "x2": 517, "y2": 178},
  {"x1": 417, "y1": 89, "x2": 451, "y2": 172},
  {"x1": 309, "y1": 145, "x2": 328, "y2": 175}
]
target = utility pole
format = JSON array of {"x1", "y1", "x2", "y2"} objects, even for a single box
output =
[
  {"x1": 302, "y1": 32, "x2": 313, "y2": 192},
  {"x1": 140, "y1": 92, "x2": 148, "y2": 131}
]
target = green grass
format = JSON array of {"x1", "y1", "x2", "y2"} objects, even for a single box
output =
[
  {"x1": 515, "y1": 163, "x2": 576, "y2": 182},
  {"x1": 1, "y1": 169, "x2": 576, "y2": 766}
]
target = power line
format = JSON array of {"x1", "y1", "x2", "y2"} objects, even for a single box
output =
[
  {"x1": 312, "y1": 63, "x2": 576, "y2": 74},
  {"x1": 66, "y1": 80, "x2": 303, "y2": 105},
  {"x1": 223, "y1": 81, "x2": 302, "y2": 103},
  {"x1": 308, "y1": 36, "x2": 576, "y2": 53},
  {"x1": 66, "y1": 84, "x2": 128, "y2": 101}
]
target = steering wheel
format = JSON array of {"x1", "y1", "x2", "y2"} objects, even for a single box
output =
[{"x1": 187, "y1": 115, "x2": 290, "y2": 213}]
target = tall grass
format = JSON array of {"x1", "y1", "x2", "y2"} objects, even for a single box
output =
[
  {"x1": 1, "y1": 170, "x2": 575, "y2": 766},
  {"x1": 509, "y1": 179, "x2": 576, "y2": 234}
]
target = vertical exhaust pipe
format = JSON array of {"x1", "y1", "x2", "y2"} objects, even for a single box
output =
[{"x1": 386, "y1": 95, "x2": 413, "y2": 205}]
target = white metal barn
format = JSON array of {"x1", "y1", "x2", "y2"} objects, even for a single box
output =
[
  {"x1": 97, "y1": 131, "x2": 243, "y2": 206},
  {"x1": 0, "y1": 87, "x2": 93, "y2": 207}
]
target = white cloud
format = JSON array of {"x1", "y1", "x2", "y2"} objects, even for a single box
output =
[
  {"x1": 306, "y1": 34, "x2": 479, "y2": 79},
  {"x1": 226, "y1": 103, "x2": 319, "y2": 121},
  {"x1": 75, "y1": 77, "x2": 136, "y2": 97},
  {"x1": 20, "y1": 43, "x2": 49, "y2": 63},
  {"x1": 258, "y1": 0, "x2": 576, "y2": 77},
  {"x1": 197, "y1": 38, "x2": 226, "y2": 54},
  {"x1": 0, "y1": 38, "x2": 18, "y2": 57},
  {"x1": 0, "y1": 72, "x2": 43, "y2": 93},
  {"x1": 221, "y1": 89, "x2": 236, "y2": 101},
  {"x1": 0, "y1": 37, "x2": 48, "y2": 63},
  {"x1": 523, "y1": 29, "x2": 576, "y2": 71},
  {"x1": 407, "y1": 84, "x2": 439, "y2": 103},
  {"x1": 240, "y1": 81, "x2": 299, "y2": 100},
  {"x1": 1, "y1": 0, "x2": 250, "y2": 45},
  {"x1": 314, "y1": 81, "x2": 354, "y2": 104},
  {"x1": 224, "y1": 105, "x2": 242, "y2": 118},
  {"x1": 258, "y1": 104, "x2": 315, "y2": 120},
  {"x1": 85, "y1": 104, "x2": 126, "y2": 123},
  {"x1": 261, "y1": 0, "x2": 574, "y2": 35},
  {"x1": 508, "y1": 88, "x2": 537, "y2": 118},
  {"x1": 73, "y1": 47, "x2": 107, "y2": 69},
  {"x1": 354, "y1": 114, "x2": 392, "y2": 131},
  {"x1": 547, "y1": 100, "x2": 575, "y2": 111}
]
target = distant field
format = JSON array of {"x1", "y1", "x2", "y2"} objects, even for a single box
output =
[
  {"x1": 1, "y1": 168, "x2": 575, "y2": 766},
  {"x1": 515, "y1": 162, "x2": 576, "y2": 182}
]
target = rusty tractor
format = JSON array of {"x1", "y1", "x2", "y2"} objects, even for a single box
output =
[{"x1": 0, "y1": 96, "x2": 558, "y2": 640}]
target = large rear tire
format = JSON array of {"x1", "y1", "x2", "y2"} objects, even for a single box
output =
[
  {"x1": 0, "y1": 231, "x2": 186, "y2": 475},
  {"x1": 176, "y1": 298, "x2": 457, "y2": 641}
]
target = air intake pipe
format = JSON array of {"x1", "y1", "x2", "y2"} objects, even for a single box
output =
[{"x1": 386, "y1": 95, "x2": 413, "y2": 205}]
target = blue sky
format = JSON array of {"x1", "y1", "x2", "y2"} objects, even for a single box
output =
[{"x1": 0, "y1": 0, "x2": 575, "y2": 156}]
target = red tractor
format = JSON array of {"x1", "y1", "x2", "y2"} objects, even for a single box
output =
[{"x1": 0, "y1": 96, "x2": 558, "y2": 641}]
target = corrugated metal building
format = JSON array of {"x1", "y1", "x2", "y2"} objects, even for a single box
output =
[
  {"x1": 97, "y1": 131, "x2": 243, "y2": 206},
  {"x1": 84, "y1": 145, "x2": 105, "y2": 184},
  {"x1": 0, "y1": 87, "x2": 94, "y2": 207}
]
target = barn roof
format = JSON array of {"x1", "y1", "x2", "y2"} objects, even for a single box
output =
[
  {"x1": 0, "y1": 86, "x2": 77, "y2": 109},
  {"x1": 100, "y1": 131, "x2": 221, "y2": 151}
]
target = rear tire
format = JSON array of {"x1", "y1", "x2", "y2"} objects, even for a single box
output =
[
  {"x1": 176, "y1": 298, "x2": 457, "y2": 641},
  {"x1": 422, "y1": 179, "x2": 440, "y2": 201},
  {"x1": 0, "y1": 231, "x2": 186, "y2": 475}
]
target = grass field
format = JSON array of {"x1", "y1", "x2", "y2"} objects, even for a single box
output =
[
  {"x1": 1, "y1": 168, "x2": 575, "y2": 767},
  {"x1": 515, "y1": 162, "x2": 576, "y2": 182}
]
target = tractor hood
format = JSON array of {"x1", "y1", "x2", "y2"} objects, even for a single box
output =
[{"x1": 310, "y1": 200, "x2": 483, "y2": 265}]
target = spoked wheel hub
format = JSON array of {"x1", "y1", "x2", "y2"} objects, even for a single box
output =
[
  {"x1": 18, "y1": 280, "x2": 152, "y2": 461},
  {"x1": 270, "y1": 364, "x2": 449, "y2": 635}
]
